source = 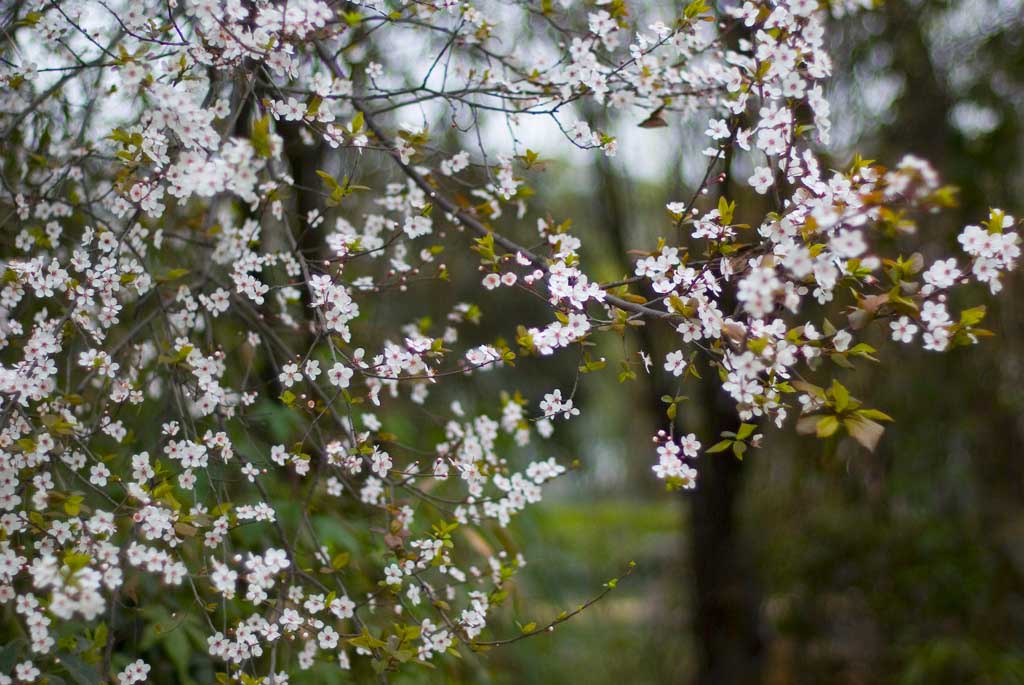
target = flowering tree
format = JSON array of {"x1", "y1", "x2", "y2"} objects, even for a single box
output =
[{"x1": 0, "y1": 0, "x2": 1018, "y2": 683}]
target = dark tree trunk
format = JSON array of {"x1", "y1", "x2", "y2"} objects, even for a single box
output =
[
  {"x1": 592, "y1": 152, "x2": 764, "y2": 685},
  {"x1": 689, "y1": 382, "x2": 764, "y2": 685}
]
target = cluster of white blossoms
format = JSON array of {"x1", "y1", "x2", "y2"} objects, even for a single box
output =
[{"x1": 0, "y1": 0, "x2": 1017, "y2": 682}]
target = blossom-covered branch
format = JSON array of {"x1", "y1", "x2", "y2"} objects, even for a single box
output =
[{"x1": 0, "y1": 0, "x2": 1017, "y2": 683}]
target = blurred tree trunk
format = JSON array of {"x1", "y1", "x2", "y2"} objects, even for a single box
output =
[
  {"x1": 280, "y1": 122, "x2": 326, "y2": 274},
  {"x1": 594, "y1": 153, "x2": 764, "y2": 684},
  {"x1": 689, "y1": 380, "x2": 764, "y2": 685}
]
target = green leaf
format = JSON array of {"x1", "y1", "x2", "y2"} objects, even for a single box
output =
[
  {"x1": 348, "y1": 629, "x2": 388, "y2": 650},
  {"x1": 791, "y1": 379, "x2": 824, "y2": 398},
  {"x1": 305, "y1": 95, "x2": 323, "y2": 117},
  {"x1": 959, "y1": 305, "x2": 987, "y2": 327},
  {"x1": 211, "y1": 501, "x2": 233, "y2": 516},
  {"x1": 64, "y1": 494, "x2": 84, "y2": 516},
  {"x1": 816, "y1": 415, "x2": 840, "y2": 438},
  {"x1": 848, "y1": 343, "x2": 878, "y2": 361},
  {"x1": 717, "y1": 196, "x2": 736, "y2": 225},
  {"x1": 735, "y1": 423, "x2": 756, "y2": 440},
  {"x1": 684, "y1": 0, "x2": 710, "y2": 18},
  {"x1": 857, "y1": 408, "x2": 894, "y2": 422},
  {"x1": 91, "y1": 623, "x2": 108, "y2": 651},
  {"x1": 830, "y1": 380, "x2": 850, "y2": 413},
  {"x1": 706, "y1": 440, "x2": 732, "y2": 454},
  {"x1": 59, "y1": 653, "x2": 100, "y2": 685},
  {"x1": 830, "y1": 353, "x2": 855, "y2": 369},
  {"x1": 316, "y1": 169, "x2": 340, "y2": 191},
  {"x1": 157, "y1": 268, "x2": 189, "y2": 283},
  {"x1": 63, "y1": 552, "x2": 91, "y2": 572},
  {"x1": 0, "y1": 639, "x2": 23, "y2": 672},
  {"x1": 251, "y1": 115, "x2": 272, "y2": 158}
]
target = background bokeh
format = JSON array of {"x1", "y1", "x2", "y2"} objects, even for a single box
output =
[{"x1": 426, "y1": 1, "x2": 1024, "y2": 682}]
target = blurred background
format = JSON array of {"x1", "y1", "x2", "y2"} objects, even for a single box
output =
[{"x1": 407, "y1": 1, "x2": 1024, "y2": 683}]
